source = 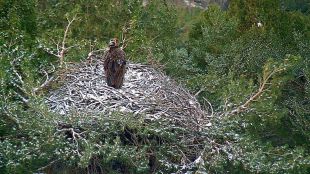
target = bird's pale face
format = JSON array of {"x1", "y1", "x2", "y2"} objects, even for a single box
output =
[{"x1": 109, "y1": 38, "x2": 119, "y2": 47}]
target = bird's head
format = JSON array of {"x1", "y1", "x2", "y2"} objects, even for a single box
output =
[{"x1": 108, "y1": 38, "x2": 119, "y2": 48}]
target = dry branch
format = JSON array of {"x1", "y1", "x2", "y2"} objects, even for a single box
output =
[
  {"x1": 43, "y1": 14, "x2": 77, "y2": 67},
  {"x1": 32, "y1": 68, "x2": 58, "y2": 94},
  {"x1": 36, "y1": 15, "x2": 77, "y2": 94},
  {"x1": 37, "y1": 159, "x2": 60, "y2": 171},
  {"x1": 120, "y1": 20, "x2": 135, "y2": 50},
  {"x1": 226, "y1": 66, "x2": 285, "y2": 116}
]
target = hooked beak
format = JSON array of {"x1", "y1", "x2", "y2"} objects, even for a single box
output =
[{"x1": 109, "y1": 40, "x2": 116, "y2": 47}]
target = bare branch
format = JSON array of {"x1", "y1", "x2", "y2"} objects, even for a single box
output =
[
  {"x1": 86, "y1": 48, "x2": 108, "y2": 64},
  {"x1": 10, "y1": 60, "x2": 24, "y2": 85},
  {"x1": 226, "y1": 66, "x2": 285, "y2": 116},
  {"x1": 203, "y1": 97, "x2": 214, "y2": 117},
  {"x1": 41, "y1": 14, "x2": 77, "y2": 67},
  {"x1": 32, "y1": 75, "x2": 57, "y2": 95},
  {"x1": 56, "y1": 127, "x2": 84, "y2": 157},
  {"x1": 62, "y1": 14, "x2": 77, "y2": 51},
  {"x1": 13, "y1": 90, "x2": 29, "y2": 103},
  {"x1": 120, "y1": 20, "x2": 134, "y2": 50},
  {"x1": 34, "y1": 15, "x2": 77, "y2": 94},
  {"x1": 44, "y1": 48, "x2": 59, "y2": 58},
  {"x1": 120, "y1": 32, "x2": 130, "y2": 50},
  {"x1": 194, "y1": 88, "x2": 204, "y2": 97},
  {"x1": 37, "y1": 159, "x2": 60, "y2": 171}
]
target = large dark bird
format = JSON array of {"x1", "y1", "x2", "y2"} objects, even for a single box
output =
[{"x1": 104, "y1": 38, "x2": 126, "y2": 89}]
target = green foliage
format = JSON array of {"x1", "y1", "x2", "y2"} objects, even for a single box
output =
[
  {"x1": 126, "y1": 0, "x2": 178, "y2": 62},
  {"x1": 164, "y1": 2, "x2": 310, "y2": 173},
  {"x1": 282, "y1": 0, "x2": 310, "y2": 14},
  {"x1": 0, "y1": 0, "x2": 37, "y2": 38},
  {"x1": 0, "y1": 103, "x2": 187, "y2": 173},
  {"x1": 203, "y1": 58, "x2": 310, "y2": 172},
  {"x1": 229, "y1": 0, "x2": 282, "y2": 28}
]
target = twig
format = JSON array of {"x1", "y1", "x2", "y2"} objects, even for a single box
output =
[
  {"x1": 203, "y1": 97, "x2": 214, "y2": 117},
  {"x1": 59, "y1": 14, "x2": 77, "y2": 67},
  {"x1": 120, "y1": 21, "x2": 133, "y2": 50},
  {"x1": 194, "y1": 88, "x2": 204, "y2": 97},
  {"x1": 32, "y1": 69, "x2": 58, "y2": 95},
  {"x1": 42, "y1": 14, "x2": 77, "y2": 67}
]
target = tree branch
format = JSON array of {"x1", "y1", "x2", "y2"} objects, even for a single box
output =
[
  {"x1": 37, "y1": 159, "x2": 60, "y2": 171},
  {"x1": 226, "y1": 66, "x2": 285, "y2": 116},
  {"x1": 59, "y1": 14, "x2": 77, "y2": 67},
  {"x1": 42, "y1": 14, "x2": 77, "y2": 67},
  {"x1": 120, "y1": 20, "x2": 135, "y2": 50},
  {"x1": 32, "y1": 71, "x2": 57, "y2": 95}
]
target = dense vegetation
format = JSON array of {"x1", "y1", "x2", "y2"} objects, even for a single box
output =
[{"x1": 0, "y1": 0, "x2": 309, "y2": 173}]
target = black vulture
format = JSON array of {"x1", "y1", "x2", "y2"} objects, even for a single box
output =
[{"x1": 104, "y1": 38, "x2": 126, "y2": 89}]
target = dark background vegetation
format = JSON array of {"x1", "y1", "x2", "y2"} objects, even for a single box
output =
[{"x1": 0, "y1": 0, "x2": 309, "y2": 173}]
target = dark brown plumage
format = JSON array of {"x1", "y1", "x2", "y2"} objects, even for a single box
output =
[{"x1": 104, "y1": 38, "x2": 126, "y2": 89}]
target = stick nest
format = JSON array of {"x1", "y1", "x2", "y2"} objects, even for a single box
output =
[{"x1": 46, "y1": 58, "x2": 206, "y2": 130}]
